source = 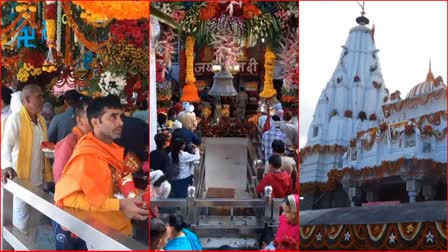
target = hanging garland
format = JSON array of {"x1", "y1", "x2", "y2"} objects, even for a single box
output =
[
  {"x1": 181, "y1": 36, "x2": 200, "y2": 102},
  {"x1": 72, "y1": 1, "x2": 150, "y2": 20},
  {"x1": 62, "y1": 1, "x2": 111, "y2": 53},
  {"x1": 259, "y1": 47, "x2": 276, "y2": 99}
]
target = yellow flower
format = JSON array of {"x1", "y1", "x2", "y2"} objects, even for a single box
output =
[{"x1": 260, "y1": 48, "x2": 277, "y2": 99}]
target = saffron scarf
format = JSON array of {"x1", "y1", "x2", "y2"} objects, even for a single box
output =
[
  {"x1": 72, "y1": 126, "x2": 84, "y2": 140},
  {"x1": 17, "y1": 106, "x2": 53, "y2": 182}
]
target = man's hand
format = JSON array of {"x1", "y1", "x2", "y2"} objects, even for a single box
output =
[
  {"x1": 119, "y1": 198, "x2": 149, "y2": 221},
  {"x1": 2, "y1": 168, "x2": 17, "y2": 184}
]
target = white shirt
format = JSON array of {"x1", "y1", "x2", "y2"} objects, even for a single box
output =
[
  {"x1": 169, "y1": 148, "x2": 200, "y2": 180},
  {"x1": 1, "y1": 111, "x2": 45, "y2": 187},
  {"x1": 1, "y1": 105, "x2": 12, "y2": 135}
]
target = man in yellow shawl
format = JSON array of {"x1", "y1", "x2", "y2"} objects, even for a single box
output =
[{"x1": 1, "y1": 84, "x2": 53, "y2": 237}]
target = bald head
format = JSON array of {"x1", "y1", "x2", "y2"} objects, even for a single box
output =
[{"x1": 20, "y1": 84, "x2": 44, "y2": 115}]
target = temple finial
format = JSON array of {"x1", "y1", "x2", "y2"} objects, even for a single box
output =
[
  {"x1": 358, "y1": 1, "x2": 366, "y2": 16},
  {"x1": 356, "y1": 2, "x2": 369, "y2": 25},
  {"x1": 426, "y1": 58, "x2": 434, "y2": 83}
]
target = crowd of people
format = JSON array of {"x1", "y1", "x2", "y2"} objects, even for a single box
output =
[{"x1": 1, "y1": 85, "x2": 149, "y2": 250}]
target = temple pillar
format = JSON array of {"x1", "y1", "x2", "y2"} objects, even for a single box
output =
[{"x1": 406, "y1": 179, "x2": 421, "y2": 203}]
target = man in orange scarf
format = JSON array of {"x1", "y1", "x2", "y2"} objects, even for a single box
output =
[
  {"x1": 54, "y1": 95, "x2": 148, "y2": 246},
  {"x1": 1, "y1": 84, "x2": 52, "y2": 237}
]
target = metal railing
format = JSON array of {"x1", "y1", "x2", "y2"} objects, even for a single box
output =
[
  {"x1": 151, "y1": 186, "x2": 283, "y2": 237},
  {"x1": 1, "y1": 178, "x2": 148, "y2": 251},
  {"x1": 247, "y1": 126, "x2": 264, "y2": 197},
  {"x1": 192, "y1": 145, "x2": 206, "y2": 199}
]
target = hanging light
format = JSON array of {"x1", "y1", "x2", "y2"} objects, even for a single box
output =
[{"x1": 208, "y1": 70, "x2": 237, "y2": 97}]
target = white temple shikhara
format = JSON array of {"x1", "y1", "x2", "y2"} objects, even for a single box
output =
[{"x1": 300, "y1": 8, "x2": 446, "y2": 209}]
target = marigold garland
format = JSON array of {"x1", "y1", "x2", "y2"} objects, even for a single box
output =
[
  {"x1": 72, "y1": 1, "x2": 150, "y2": 20},
  {"x1": 185, "y1": 36, "x2": 196, "y2": 84},
  {"x1": 62, "y1": 1, "x2": 111, "y2": 53},
  {"x1": 259, "y1": 48, "x2": 277, "y2": 98}
]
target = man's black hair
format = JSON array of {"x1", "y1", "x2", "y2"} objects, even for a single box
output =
[
  {"x1": 87, "y1": 95, "x2": 122, "y2": 128},
  {"x1": 73, "y1": 97, "x2": 91, "y2": 118},
  {"x1": 64, "y1": 90, "x2": 82, "y2": 107},
  {"x1": 272, "y1": 139, "x2": 285, "y2": 154},
  {"x1": 1, "y1": 86, "x2": 13, "y2": 105},
  {"x1": 154, "y1": 133, "x2": 167, "y2": 150},
  {"x1": 272, "y1": 115, "x2": 280, "y2": 121},
  {"x1": 268, "y1": 154, "x2": 282, "y2": 169}
]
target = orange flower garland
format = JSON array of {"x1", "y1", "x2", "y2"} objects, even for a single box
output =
[
  {"x1": 185, "y1": 36, "x2": 196, "y2": 84},
  {"x1": 259, "y1": 48, "x2": 277, "y2": 99},
  {"x1": 72, "y1": 1, "x2": 149, "y2": 20},
  {"x1": 181, "y1": 36, "x2": 200, "y2": 102}
]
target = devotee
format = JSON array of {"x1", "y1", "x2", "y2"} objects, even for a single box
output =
[
  {"x1": 157, "y1": 112, "x2": 170, "y2": 134},
  {"x1": 256, "y1": 155, "x2": 292, "y2": 198},
  {"x1": 178, "y1": 103, "x2": 197, "y2": 131},
  {"x1": 166, "y1": 108, "x2": 177, "y2": 129},
  {"x1": 268, "y1": 139, "x2": 297, "y2": 176},
  {"x1": 1, "y1": 86, "x2": 13, "y2": 130},
  {"x1": 281, "y1": 111, "x2": 298, "y2": 148},
  {"x1": 150, "y1": 170, "x2": 172, "y2": 199},
  {"x1": 41, "y1": 100, "x2": 56, "y2": 127},
  {"x1": 116, "y1": 108, "x2": 149, "y2": 164},
  {"x1": 150, "y1": 217, "x2": 170, "y2": 251},
  {"x1": 48, "y1": 90, "x2": 82, "y2": 143},
  {"x1": 150, "y1": 133, "x2": 171, "y2": 175},
  {"x1": 1, "y1": 87, "x2": 14, "y2": 138},
  {"x1": 162, "y1": 212, "x2": 202, "y2": 250},
  {"x1": 54, "y1": 95, "x2": 148, "y2": 238},
  {"x1": 133, "y1": 99, "x2": 149, "y2": 123},
  {"x1": 236, "y1": 87, "x2": 249, "y2": 121},
  {"x1": 1, "y1": 84, "x2": 52, "y2": 238},
  {"x1": 262, "y1": 194, "x2": 298, "y2": 250},
  {"x1": 169, "y1": 137, "x2": 200, "y2": 198},
  {"x1": 262, "y1": 115, "x2": 287, "y2": 162},
  {"x1": 53, "y1": 98, "x2": 91, "y2": 182}
]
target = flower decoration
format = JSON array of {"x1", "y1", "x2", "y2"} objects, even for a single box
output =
[
  {"x1": 278, "y1": 29, "x2": 298, "y2": 88},
  {"x1": 181, "y1": 36, "x2": 200, "y2": 102},
  {"x1": 200, "y1": 2, "x2": 219, "y2": 21},
  {"x1": 210, "y1": 35, "x2": 240, "y2": 71},
  {"x1": 185, "y1": 36, "x2": 196, "y2": 84},
  {"x1": 369, "y1": 113, "x2": 377, "y2": 121},
  {"x1": 208, "y1": 16, "x2": 245, "y2": 39},
  {"x1": 242, "y1": 3, "x2": 261, "y2": 19},
  {"x1": 358, "y1": 111, "x2": 367, "y2": 121},
  {"x1": 101, "y1": 41, "x2": 148, "y2": 77},
  {"x1": 404, "y1": 123, "x2": 415, "y2": 135},
  {"x1": 372, "y1": 81, "x2": 382, "y2": 89},
  {"x1": 354, "y1": 75, "x2": 361, "y2": 82},
  {"x1": 110, "y1": 20, "x2": 148, "y2": 48},
  {"x1": 344, "y1": 110, "x2": 353, "y2": 118},
  {"x1": 156, "y1": 28, "x2": 177, "y2": 71},
  {"x1": 17, "y1": 63, "x2": 43, "y2": 83},
  {"x1": 99, "y1": 71, "x2": 127, "y2": 97},
  {"x1": 173, "y1": 9, "x2": 186, "y2": 22},
  {"x1": 72, "y1": 1, "x2": 150, "y2": 20},
  {"x1": 422, "y1": 125, "x2": 433, "y2": 135},
  {"x1": 259, "y1": 48, "x2": 277, "y2": 99},
  {"x1": 379, "y1": 122, "x2": 387, "y2": 132},
  {"x1": 42, "y1": 1, "x2": 58, "y2": 72}
]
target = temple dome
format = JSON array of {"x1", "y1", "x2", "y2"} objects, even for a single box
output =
[{"x1": 406, "y1": 66, "x2": 445, "y2": 99}]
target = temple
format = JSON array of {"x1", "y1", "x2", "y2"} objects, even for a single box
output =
[{"x1": 300, "y1": 10, "x2": 446, "y2": 209}]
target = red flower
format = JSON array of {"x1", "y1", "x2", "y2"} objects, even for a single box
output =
[
  {"x1": 344, "y1": 110, "x2": 353, "y2": 118},
  {"x1": 243, "y1": 3, "x2": 261, "y2": 19}
]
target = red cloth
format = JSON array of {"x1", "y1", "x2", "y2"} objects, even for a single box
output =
[
  {"x1": 263, "y1": 113, "x2": 271, "y2": 133},
  {"x1": 274, "y1": 214, "x2": 298, "y2": 248},
  {"x1": 53, "y1": 127, "x2": 84, "y2": 182},
  {"x1": 173, "y1": 102, "x2": 184, "y2": 115},
  {"x1": 256, "y1": 171, "x2": 292, "y2": 198}
]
